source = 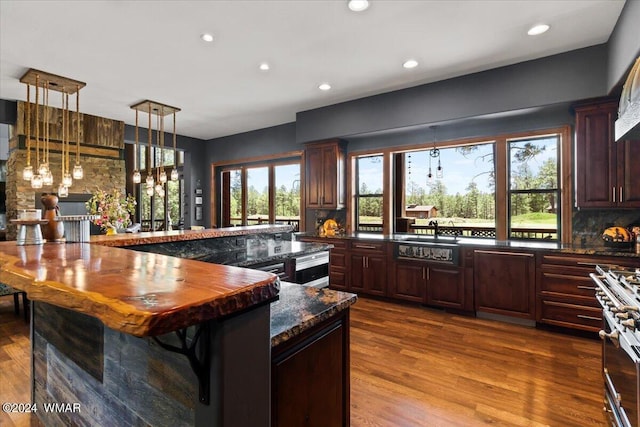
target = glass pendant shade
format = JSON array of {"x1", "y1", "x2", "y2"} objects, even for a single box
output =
[
  {"x1": 170, "y1": 168, "x2": 179, "y2": 181},
  {"x1": 31, "y1": 174, "x2": 43, "y2": 189},
  {"x1": 58, "y1": 183, "x2": 68, "y2": 198},
  {"x1": 73, "y1": 163, "x2": 84, "y2": 180},
  {"x1": 146, "y1": 175, "x2": 155, "y2": 188},
  {"x1": 133, "y1": 170, "x2": 141, "y2": 184},
  {"x1": 155, "y1": 184, "x2": 165, "y2": 197},
  {"x1": 62, "y1": 173, "x2": 73, "y2": 187},
  {"x1": 145, "y1": 185, "x2": 154, "y2": 197},
  {"x1": 23, "y1": 166, "x2": 34, "y2": 181},
  {"x1": 43, "y1": 170, "x2": 54, "y2": 186},
  {"x1": 38, "y1": 163, "x2": 49, "y2": 176},
  {"x1": 159, "y1": 170, "x2": 167, "y2": 184},
  {"x1": 436, "y1": 160, "x2": 444, "y2": 179}
]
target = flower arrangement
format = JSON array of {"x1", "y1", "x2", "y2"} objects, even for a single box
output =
[{"x1": 86, "y1": 188, "x2": 136, "y2": 232}]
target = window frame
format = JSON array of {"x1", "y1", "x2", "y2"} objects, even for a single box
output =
[{"x1": 347, "y1": 126, "x2": 572, "y2": 243}]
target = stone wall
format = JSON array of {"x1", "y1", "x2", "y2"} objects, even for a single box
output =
[{"x1": 6, "y1": 102, "x2": 125, "y2": 240}]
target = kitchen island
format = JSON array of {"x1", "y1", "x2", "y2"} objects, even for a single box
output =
[{"x1": 0, "y1": 225, "x2": 356, "y2": 427}]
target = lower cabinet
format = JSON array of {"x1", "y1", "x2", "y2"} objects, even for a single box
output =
[
  {"x1": 474, "y1": 249, "x2": 536, "y2": 319},
  {"x1": 390, "y1": 261, "x2": 468, "y2": 310},
  {"x1": 349, "y1": 242, "x2": 388, "y2": 297},
  {"x1": 272, "y1": 313, "x2": 350, "y2": 427}
]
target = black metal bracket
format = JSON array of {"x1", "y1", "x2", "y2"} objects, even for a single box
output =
[{"x1": 153, "y1": 322, "x2": 211, "y2": 405}]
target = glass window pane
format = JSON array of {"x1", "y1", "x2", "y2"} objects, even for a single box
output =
[
  {"x1": 247, "y1": 166, "x2": 269, "y2": 225},
  {"x1": 403, "y1": 143, "x2": 496, "y2": 236},
  {"x1": 167, "y1": 180, "x2": 180, "y2": 227},
  {"x1": 153, "y1": 194, "x2": 165, "y2": 230},
  {"x1": 356, "y1": 154, "x2": 384, "y2": 232},
  {"x1": 357, "y1": 196, "x2": 383, "y2": 231},
  {"x1": 275, "y1": 164, "x2": 300, "y2": 230},
  {"x1": 140, "y1": 188, "x2": 151, "y2": 231},
  {"x1": 229, "y1": 169, "x2": 242, "y2": 226},
  {"x1": 510, "y1": 192, "x2": 558, "y2": 240},
  {"x1": 357, "y1": 155, "x2": 383, "y2": 195},
  {"x1": 509, "y1": 136, "x2": 558, "y2": 190}
]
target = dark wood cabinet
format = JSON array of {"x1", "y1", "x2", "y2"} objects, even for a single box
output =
[
  {"x1": 305, "y1": 140, "x2": 346, "y2": 210},
  {"x1": 299, "y1": 236, "x2": 347, "y2": 291},
  {"x1": 474, "y1": 249, "x2": 536, "y2": 319},
  {"x1": 391, "y1": 262, "x2": 426, "y2": 303},
  {"x1": 536, "y1": 252, "x2": 637, "y2": 332},
  {"x1": 575, "y1": 99, "x2": 640, "y2": 208},
  {"x1": 426, "y1": 265, "x2": 466, "y2": 310},
  {"x1": 349, "y1": 241, "x2": 387, "y2": 296},
  {"x1": 272, "y1": 312, "x2": 350, "y2": 427}
]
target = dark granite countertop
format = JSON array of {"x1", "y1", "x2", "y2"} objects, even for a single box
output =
[
  {"x1": 270, "y1": 282, "x2": 357, "y2": 347},
  {"x1": 296, "y1": 232, "x2": 640, "y2": 258}
]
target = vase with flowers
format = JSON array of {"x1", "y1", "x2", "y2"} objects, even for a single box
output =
[{"x1": 86, "y1": 188, "x2": 137, "y2": 234}]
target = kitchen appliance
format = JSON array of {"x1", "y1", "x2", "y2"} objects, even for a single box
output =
[
  {"x1": 590, "y1": 265, "x2": 640, "y2": 427},
  {"x1": 291, "y1": 251, "x2": 329, "y2": 288},
  {"x1": 616, "y1": 55, "x2": 640, "y2": 142}
]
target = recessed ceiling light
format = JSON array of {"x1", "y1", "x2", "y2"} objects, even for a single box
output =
[
  {"x1": 527, "y1": 24, "x2": 549, "y2": 36},
  {"x1": 259, "y1": 62, "x2": 270, "y2": 71},
  {"x1": 318, "y1": 83, "x2": 332, "y2": 91},
  {"x1": 348, "y1": 0, "x2": 369, "y2": 12},
  {"x1": 201, "y1": 33, "x2": 214, "y2": 42},
  {"x1": 403, "y1": 59, "x2": 418, "y2": 69}
]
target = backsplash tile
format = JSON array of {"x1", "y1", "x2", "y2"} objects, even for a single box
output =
[{"x1": 572, "y1": 209, "x2": 640, "y2": 247}]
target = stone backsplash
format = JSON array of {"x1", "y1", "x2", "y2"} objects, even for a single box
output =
[{"x1": 572, "y1": 208, "x2": 640, "y2": 247}]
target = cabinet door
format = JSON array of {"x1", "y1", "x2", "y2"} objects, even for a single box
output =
[
  {"x1": 305, "y1": 146, "x2": 323, "y2": 208},
  {"x1": 618, "y1": 139, "x2": 640, "y2": 207},
  {"x1": 474, "y1": 250, "x2": 535, "y2": 319},
  {"x1": 427, "y1": 265, "x2": 465, "y2": 310},
  {"x1": 364, "y1": 255, "x2": 387, "y2": 297},
  {"x1": 320, "y1": 145, "x2": 338, "y2": 207},
  {"x1": 392, "y1": 263, "x2": 426, "y2": 303},
  {"x1": 349, "y1": 254, "x2": 366, "y2": 293},
  {"x1": 575, "y1": 101, "x2": 618, "y2": 208}
]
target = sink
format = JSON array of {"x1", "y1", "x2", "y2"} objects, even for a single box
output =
[
  {"x1": 394, "y1": 234, "x2": 459, "y2": 244},
  {"x1": 394, "y1": 238, "x2": 460, "y2": 265}
]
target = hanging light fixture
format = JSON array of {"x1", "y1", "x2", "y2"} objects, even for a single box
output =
[
  {"x1": 170, "y1": 112, "x2": 179, "y2": 181},
  {"x1": 427, "y1": 126, "x2": 443, "y2": 182},
  {"x1": 19, "y1": 69, "x2": 86, "y2": 194},
  {"x1": 130, "y1": 100, "x2": 181, "y2": 199},
  {"x1": 132, "y1": 109, "x2": 141, "y2": 184}
]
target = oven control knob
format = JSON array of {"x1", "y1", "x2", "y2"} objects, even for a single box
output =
[
  {"x1": 620, "y1": 305, "x2": 640, "y2": 312},
  {"x1": 616, "y1": 312, "x2": 630, "y2": 320},
  {"x1": 598, "y1": 330, "x2": 620, "y2": 348},
  {"x1": 621, "y1": 319, "x2": 637, "y2": 331}
]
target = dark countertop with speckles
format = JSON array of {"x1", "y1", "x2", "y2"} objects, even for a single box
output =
[{"x1": 270, "y1": 282, "x2": 357, "y2": 347}]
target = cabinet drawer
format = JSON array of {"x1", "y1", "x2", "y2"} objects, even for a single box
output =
[
  {"x1": 539, "y1": 299, "x2": 602, "y2": 331},
  {"x1": 350, "y1": 241, "x2": 386, "y2": 253},
  {"x1": 539, "y1": 270, "x2": 599, "y2": 301},
  {"x1": 331, "y1": 252, "x2": 346, "y2": 268}
]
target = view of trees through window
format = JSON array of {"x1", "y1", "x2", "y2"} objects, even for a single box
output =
[
  {"x1": 356, "y1": 155, "x2": 384, "y2": 231},
  {"x1": 224, "y1": 160, "x2": 300, "y2": 230}
]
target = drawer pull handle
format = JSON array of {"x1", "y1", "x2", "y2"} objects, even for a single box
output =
[
  {"x1": 577, "y1": 314, "x2": 602, "y2": 321},
  {"x1": 577, "y1": 286, "x2": 596, "y2": 290},
  {"x1": 355, "y1": 244, "x2": 377, "y2": 249}
]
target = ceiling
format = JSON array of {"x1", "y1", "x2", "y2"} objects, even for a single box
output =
[{"x1": 0, "y1": 1, "x2": 626, "y2": 141}]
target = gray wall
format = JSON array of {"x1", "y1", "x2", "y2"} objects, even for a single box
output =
[{"x1": 607, "y1": 0, "x2": 640, "y2": 91}]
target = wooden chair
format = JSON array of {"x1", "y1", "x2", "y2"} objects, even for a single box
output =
[{"x1": 0, "y1": 283, "x2": 28, "y2": 322}]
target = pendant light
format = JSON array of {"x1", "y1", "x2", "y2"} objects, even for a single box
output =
[
  {"x1": 170, "y1": 112, "x2": 179, "y2": 181},
  {"x1": 72, "y1": 85, "x2": 84, "y2": 180},
  {"x1": 130, "y1": 100, "x2": 181, "y2": 199},
  {"x1": 132, "y1": 109, "x2": 141, "y2": 184}
]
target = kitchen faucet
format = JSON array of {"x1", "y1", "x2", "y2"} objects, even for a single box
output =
[{"x1": 428, "y1": 220, "x2": 439, "y2": 238}]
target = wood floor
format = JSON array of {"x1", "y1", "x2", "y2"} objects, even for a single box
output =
[{"x1": 0, "y1": 296, "x2": 605, "y2": 427}]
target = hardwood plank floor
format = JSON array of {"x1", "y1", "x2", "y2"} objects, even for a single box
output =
[{"x1": 0, "y1": 296, "x2": 605, "y2": 426}]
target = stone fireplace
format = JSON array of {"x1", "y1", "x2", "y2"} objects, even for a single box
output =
[{"x1": 5, "y1": 102, "x2": 125, "y2": 240}]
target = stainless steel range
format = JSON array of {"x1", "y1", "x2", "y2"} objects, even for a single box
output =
[{"x1": 590, "y1": 265, "x2": 640, "y2": 427}]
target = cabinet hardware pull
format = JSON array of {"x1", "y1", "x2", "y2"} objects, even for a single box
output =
[
  {"x1": 576, "y1": 286, "x2": 596, "y2": 290},
  {"x1": 620, "y1": 186, "x2": 623, "y2": 202},
  {"x1": 355, "y1": 244, "x2": 377, "y2": 249},
  {"x1": 426, "y1": 267, "x2": 430, "y2": 281},
  {"x1": 612, "y1": 187, "x2": 616, "y2": 203},
  {"x1": 422, "y1": 267, "x2": 425, "y2": 280},
  {"x1": 475, "y1": 250, "x2": 534, "y2": 257},
  {"x1": 578, "y1": 315, "x2": 602, "y2": 321}
]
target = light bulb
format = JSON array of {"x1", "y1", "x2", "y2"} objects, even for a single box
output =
[
  {"x1": 62, "y1": 173, "x2": 73, "y2": 187},
  {"x1": 133, "y1": 170, "x2": 141, "y2": 184},
  {"x1": 38, "y1": 162, "x2": 49, "y2": 176},
  {"x1": 159, "y1": 170, "x2": 167, "y2": 184},
  {"x1": 170, "y1": 168, "x2": 179, "y2": 181},
  {"x1": 146, "y1": 186, "x2": 154, "y2": 197},
  {"x1": 23, "y1": 166, "x2": 33, "y2": 181},
  {"x1": 31, "y1": 174, "x2": 43, "y2": 189},
  {"x1": 155, "y1": 184, "x2": 164, "y2": 197},
  {"x1": 146, "y1": 175, "x2": 154, "y2": 188},
  {"x1": 73, "y1": 164, "x2": 84, "y2": 180},
  {"x1": 427, "y1": 168, "x2": 433, "y2": 183},
  {"x1": 43, "y1": 170, "x2": 54, "y2": 186},
  {"x1": 58, "y1": 183, "x2": 68, "y2": 198},
  {"x1": 436, "y1": 160, "x2": 443, "y2": 179}
]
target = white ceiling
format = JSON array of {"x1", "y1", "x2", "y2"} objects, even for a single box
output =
[{"x1": 0, "y1": 0, "x2": 626, "y2": 141}]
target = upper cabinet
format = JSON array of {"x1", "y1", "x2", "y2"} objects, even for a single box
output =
[
  {"x1": 575, "y1": 99, "x2": 640, "y2": 208},
  {"x1": 305, "y1": 139, "x2": 346, "y2": 209}
]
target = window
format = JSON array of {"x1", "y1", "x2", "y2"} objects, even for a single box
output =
[
  {"x1": 355, "y1": 155, "x2": 384, "y2": 232},
  {"x1": 508, "y1": 135, "x2": 559, "y2": 240},
  {"x1": 219, "y1": 159, "x2": 301, "y2": 231},
  {"x1": 402, "y1": 143, "x2": 495, "y2": 237},
  {"x1": 131, "y1": 144, "x2": 184, "y2": 231}
]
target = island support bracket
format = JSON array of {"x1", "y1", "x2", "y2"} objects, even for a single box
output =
[{"x1": 153, "y1": 322, "x2": 211, "y2": 405}]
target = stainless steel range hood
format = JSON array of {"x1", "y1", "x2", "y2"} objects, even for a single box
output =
[{"x1": 615, "y1": 56, "x2": 640, "y2": 142}]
